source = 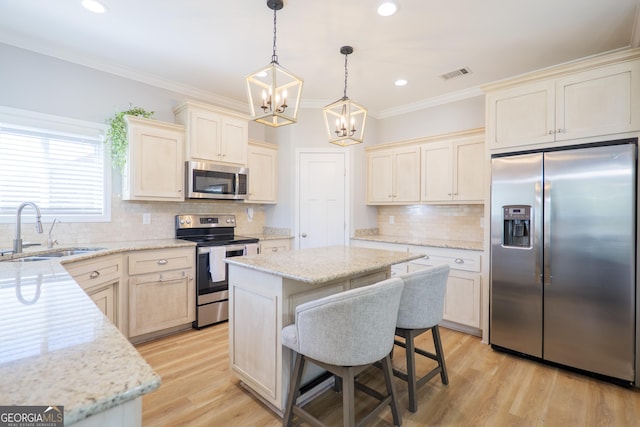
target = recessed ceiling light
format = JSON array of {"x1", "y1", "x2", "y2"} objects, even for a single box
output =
[
  {"x1": 377, "y1": 1, "x2": 398, "y2": 17},
  {"x1": 395, "y1": 79, "x2": 408, "y2": 86},
  {"x1": 82, "y1": 0, "x2": 107, "y2": 14}
]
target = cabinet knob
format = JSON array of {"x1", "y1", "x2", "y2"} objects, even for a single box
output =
[
  {"x1": 548, "y1": 130, "x2": 555, "y2": 135},
  {"x1": 557, "y1": 128, "x2": 565, "y2": 133},
  {"x1": 157, "y1": 259, "x2": 168, "y2": 265},
  {"x1": 89, "y1": 271, "x2": 100, "y2": 279},
  {"x1": 271, "y1": 247, "x2": 278, "y2": 252},
  {"x1": 424, "y1": 255, "x2": 430, "y2": 260},
  {"x1": 455, "y1": 258, "x2": 465, "y2": 264}
]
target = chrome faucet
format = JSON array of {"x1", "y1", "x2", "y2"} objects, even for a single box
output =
[
  {"x1": 47, "y1": 218, "x2": 60, "y2": 249},
  {"x1": 13, "y1": 202, "x2": 43, "y2": 253}
]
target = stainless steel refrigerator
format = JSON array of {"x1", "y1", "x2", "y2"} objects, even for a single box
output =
[{"x1": 490, "y1": 141, "x2": 637, "y2": 383}]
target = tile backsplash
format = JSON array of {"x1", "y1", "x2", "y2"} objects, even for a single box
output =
[
  {"x1": 0, "y1": 197, "x2": 266, "y2": 249},
  {"x1": 376, "y1": 204, "x2": 484, "y2": 243}
]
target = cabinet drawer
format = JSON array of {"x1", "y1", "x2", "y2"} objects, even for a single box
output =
[
  {"x1": 128, "y1": 248, "x2": 195, "y2": 275},
  {"x1": 259, "y1": 239, "x2": 291, "y2": 253},
  {"x1": 65, "y1": 254, "x2": 123, "y2": 290},
  {"x1": 408, "y1": 247, "x2": 481, "y2": 273}
]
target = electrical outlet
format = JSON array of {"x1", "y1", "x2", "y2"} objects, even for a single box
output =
[
  {"x1": 142, "y1": 213, "x2": 151, "y2": 224},
  {"x1": 389, "y1": 215, "x2": 395, "y2": 224}
]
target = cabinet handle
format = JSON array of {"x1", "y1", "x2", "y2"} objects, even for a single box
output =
[
  {"x1": 271, "y1": 247, "x2": 278, "y2": 252},
  {"x1": 89, "y1": 271, "x2": 100, "y2": 279},
  {"x1": 454, "y1": 258, "x2": 465, "y2": 264},
  {"x1": 157, "y1": 259, "x2": 168, "y2": 265}
]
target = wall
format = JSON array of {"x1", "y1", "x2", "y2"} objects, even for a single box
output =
[
  {"x1": 376, "y1": 205, "x2": 484, "y2": 243},
  {"x1": 264, "y1": 107, "x2": 379, "y2": 234},
  {"x1": 0, "y1": 43, "x2": 273, "y2": 249},
  {"x1": 0, "y1": 198, "x2": 266, "y2": 249},
  {"x1": 376, "y1": 96, "x2": 485, "y2": 144}
]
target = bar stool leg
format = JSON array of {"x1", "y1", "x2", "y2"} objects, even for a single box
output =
[
  {"x1": 405, "y1": 329, "x2": 419, "y2": 413},
  {"x1": 342, "y1": 366, "x2": 356, "y2": 427},
  {"x1": 283, "y1": 352, "x2": 305, "y2": 426},
  {"x1": 432, "y1": 326, "x2": 449, "y2": 385},
  {"x1": 381, "y1": 354, "x2": 402, "y2": 426}
]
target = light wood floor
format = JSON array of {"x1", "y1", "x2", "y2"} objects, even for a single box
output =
[{"x1": 136, "y1": 323, "x2": 640, "y2": 426}]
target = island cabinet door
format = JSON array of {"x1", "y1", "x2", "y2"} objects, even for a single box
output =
[{"x1": 228, "y1": 266, "x2": 281, "y2": 405}]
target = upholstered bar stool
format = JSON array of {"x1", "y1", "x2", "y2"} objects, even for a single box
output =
[
  {"x1": 282, "y1": 278, "x2": 404, "y2": 427},
  {"x1": 394, "y1": 265, "x2": 450, "y2": 413}
]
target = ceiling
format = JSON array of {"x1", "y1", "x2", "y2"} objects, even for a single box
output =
[{"x1": 0, "y1": 0, "x2": 639, "y2": 118}]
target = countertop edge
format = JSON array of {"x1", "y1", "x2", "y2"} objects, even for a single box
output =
[{"x1": 350, "y1": 236, "x2": 483, "y2": 251}]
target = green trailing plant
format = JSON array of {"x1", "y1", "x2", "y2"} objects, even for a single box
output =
[{"x1": 105, "y1": 106, "x2": 155, "y2": 171}]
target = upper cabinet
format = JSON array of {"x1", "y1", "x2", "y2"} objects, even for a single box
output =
[
  {"x1": 366, "y1": 129, "x2": 485, "y2": 206},
  {"x1": 122, "y1": 116, "x2": 185, "y2": 202},
  {"x1": 246, "y1": 140, "x2": 278, "y2": 204},
  {"x1": 485, "y1": 51, "x2": 640, "y2": 151},
  {"x1": 173, "y1": 100, "x2": 249, "y2": 166},
  {"x1": 421, "y1": 135, "x2": 484, "y2": 203},
  {"x1": 366, "y1": 145, "x2": 421, "y2": 204}
]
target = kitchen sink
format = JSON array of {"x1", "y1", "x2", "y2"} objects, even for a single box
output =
[{"x1": 5, "y1": 247, "x2": 106, "y2": 262}]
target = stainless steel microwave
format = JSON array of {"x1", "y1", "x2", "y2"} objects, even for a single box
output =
[{"x1": 186, "y1": 161, "x2": 249, "y2": 200}]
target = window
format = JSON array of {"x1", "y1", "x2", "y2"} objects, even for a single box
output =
[{"x1": 0, "y1": 108, "x2": 110, "y2": 222}]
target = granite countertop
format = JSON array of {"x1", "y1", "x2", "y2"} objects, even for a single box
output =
[
  {"x1": 0, "y1": 239, "x2": 195, "y2": 424},
  {"x1": 351, "y1": 235, "x2": 483, "y2": 251},
  {"x1": 225, "y1": 245, "x2": 424, "y2": 284}
]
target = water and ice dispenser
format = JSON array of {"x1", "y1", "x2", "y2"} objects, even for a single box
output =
[{"x1": 502, "y1": 205, "x2": 531, "y2": 248}]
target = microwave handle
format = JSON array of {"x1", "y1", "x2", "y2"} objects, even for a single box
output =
[{"x1": 235, "y1": 173, "x2": 240, "y2": 197}]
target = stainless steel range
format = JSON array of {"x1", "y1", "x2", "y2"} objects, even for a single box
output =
[{"x1": 176, "y1": 214, "x2": 259, "y2": 329}]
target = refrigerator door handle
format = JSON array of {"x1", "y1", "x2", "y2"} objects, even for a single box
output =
[
  {"x1": 543, "y1": 180, "x2": 552, "y2": 286},
  {"x1": 534, "y1": 181, "x2": 543, "y2": 285}
]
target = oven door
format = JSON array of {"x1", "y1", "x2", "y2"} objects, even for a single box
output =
[{"x1": 196, "y1": 244, "x2": 245, "y2": 300}]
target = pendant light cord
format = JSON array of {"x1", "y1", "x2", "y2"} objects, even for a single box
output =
[
  {"x1": 343, "y1": 53, "x2": 349, "y2": 99},
  {"x1": 271, "y1": 6, "x2": 279, "y2": 64}
]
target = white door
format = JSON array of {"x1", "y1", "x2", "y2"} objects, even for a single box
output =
[{"x1": 298, "y1": 151, "x2": 347, "y2": 249}]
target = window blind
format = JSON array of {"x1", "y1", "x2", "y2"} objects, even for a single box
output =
[{"x1": 0, "y1": 126, "x2": 108, "y2": 221}]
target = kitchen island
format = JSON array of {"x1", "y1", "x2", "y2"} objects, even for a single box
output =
[{"x1": 225, "y1": 245, "x2": 424, "y2": 414}]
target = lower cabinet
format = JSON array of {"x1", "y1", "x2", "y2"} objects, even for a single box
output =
[
  {"x1": 259, "y1": 238, "x2": 291, "y2": 254},
  {"x1": 64, "y1": 254, "x2": 124, "y2": 332},
  {"x1": 127, "y1": 247, "x2": 195, "y2": 341},
  {"x1": 351, "y1": 239, "x2": 482, "y2": 336},
  {"x1": 64, "y1": 246, "x2": 197, "y2": 342}
]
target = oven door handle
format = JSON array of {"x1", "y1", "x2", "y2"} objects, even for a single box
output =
[
  {"x1": 197, "y1": 244, "x2": 249, "y2": 255},
  {"x1": 225, "y1": 244, "x2": 249, "y2": 253}
]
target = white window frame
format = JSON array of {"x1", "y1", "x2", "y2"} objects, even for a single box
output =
[{"x1": 0, "y1": 106, "x2": 111, "y2": 223}]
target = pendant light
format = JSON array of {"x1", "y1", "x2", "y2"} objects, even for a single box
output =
[
  {"x1": 323, "y1": 46, "x2": 367, "y2": 146},
  {"x1": 246, "y1": 0, "x2": 303, "y2": 127}
]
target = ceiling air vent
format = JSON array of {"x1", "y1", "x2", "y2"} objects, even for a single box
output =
[{"x1": 440, "y1": 67, "x2": 472, "y2": 80}]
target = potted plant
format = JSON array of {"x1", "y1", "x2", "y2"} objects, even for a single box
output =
[{"x1": 105, "y1": 106, "x2": 155, "y2": 171}]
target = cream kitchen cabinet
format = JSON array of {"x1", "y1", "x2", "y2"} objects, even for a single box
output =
[
  {"x1": 407, "y1": 247, "x2": 482, "y2": 335},
  {"x1": 246, "y1": 140, "x2": 278, "y2": 203},
  {"x1": 366, "y1": 145, "x2": 420, "y2": 204},
  {"x1": 174, "y1": 100, "x2": 249, "y2": 166},
  {"x1": 259, "y1": 238, "x2": 290, "y2": 254},
  {"x1": 64, "y1": 254, "x2": 125, "y2": 332},
  {"x1": 486, "y1": 55, "x2": 640, "y2": 151},
  {"x1": 351, "y1": 238, "x2": 482, "y2": 336},
  {"x1": 421, "y1": 136, "x2": 484, "y2": 203},
  {"x1": 122, "y1": 115, "x2": 185, "y2": 201},
  {"x1": 128, "y1": 247, "x2": 195, "y2": 341}
]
